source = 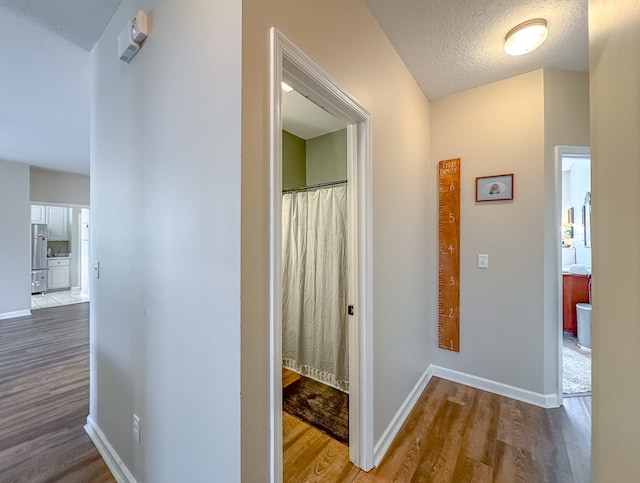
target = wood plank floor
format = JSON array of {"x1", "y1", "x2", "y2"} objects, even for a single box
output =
[
  {"x1": 0, "y1": 303, "x2": 114, "y2": 482},
  {"x1": 284, "y1": 377, "x2": 591, "y2": 482},
  {"x1": 283, "y1": 368, "x2": 302, "y2": 389},
  {"x1": 2, "y1": 305, "x2": 590, "y2": 482}
]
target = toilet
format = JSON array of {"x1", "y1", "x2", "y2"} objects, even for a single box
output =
[{"x1": 576, "y1": 303, "x2": 592, "y2": 349}]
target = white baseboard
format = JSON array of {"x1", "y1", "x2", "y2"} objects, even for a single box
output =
[
  {"x1": 373, "y1": 366, "x2": 433, "y2": 466},
  {"x1": 367, "y1": 364, "x2": 559, "y2": 471},
  {"x1": 85, "y1": 416, "x2": 137, "y2": 483},
  {"x1": 0, "y1": 309, "x2": 31, "y2": 320},
  {"x1": 431, "y1": 365, "x2": 559, "y2": 408}
]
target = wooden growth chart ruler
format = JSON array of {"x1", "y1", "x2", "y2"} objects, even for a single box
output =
[{"x1": 438, "y1": 158, "x2": 460, "y2": 352}]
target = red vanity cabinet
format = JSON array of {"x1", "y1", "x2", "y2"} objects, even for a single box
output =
[{"x1": 562, "y1": 274, "x2": 590, "y2": 336}]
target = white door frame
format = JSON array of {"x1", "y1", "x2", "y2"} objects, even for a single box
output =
[
  {"x1": 555, "y1": 145, "x2": 591, "y2": 406},
  {"x1": 269, "y1": 28, "x2": 374, "y2": 481},
  {"x1": 79, "y1": 208, "x2": 90, "y2": 298}
]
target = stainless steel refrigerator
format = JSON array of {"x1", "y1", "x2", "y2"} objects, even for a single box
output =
[{"x1": 31, "y1": 223, "x2": 48, "y2": 294}]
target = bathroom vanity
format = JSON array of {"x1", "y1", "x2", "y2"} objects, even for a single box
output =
[{"x1": 562, "y1": 273, "x2": 590, "y2": 336}]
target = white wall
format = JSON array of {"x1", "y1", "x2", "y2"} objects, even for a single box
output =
[
  {"x1": 589, "y1": 0, "x2": 640, "y2": 479},
  {"x1": 306, "y1": 129, "x2": 347, "y2": 185},
  {"x1": 80, "y1": 208, "x2": 90, "y2": 297},
  {"x1": 242, "y1": 0, "x2": 433, "y2": 478},
  {"x1": 542, "y1": 69, "x2": 590, "y2": 395},
  {"x1": 564, "y1": 159, "x2": 591, "y2": 266},
  {"x1": 30, "y1": 166, "x2": 90, "y2": 205},
  {"x1": 91, "y1": 0, "x2": 241, "y2": 481},
  {"x1": 431, "y1": 71, "x2": 548, "y2": 395},
  {"x1": 69, "y1": 207, "x2": 81, "y2": 288},
  {"x1": 430, "y1": 69, "x2": 589, "y2": 400},
  {"x1": 0, "y1": 160, "x2": 30, "y2": 318}
]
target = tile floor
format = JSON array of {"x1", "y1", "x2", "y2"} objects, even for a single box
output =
[{"x1": 31, "y1": 289, "x2": 89, "y2": 310}]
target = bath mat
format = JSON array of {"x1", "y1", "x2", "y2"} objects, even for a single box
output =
[
  {"x1": 283, "y1": 375, "x2": 349, "y2": 445},
  {"x1": 563, "y1": 336, "x2": 591, "y2": 394}
]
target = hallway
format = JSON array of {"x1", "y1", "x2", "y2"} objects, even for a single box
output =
[
  {"x1": 0, "y1": 304, "x2": 113, "y2": 482},
  {"x1": 284, "y1": 377, "x2": 591, "y2": 482}
]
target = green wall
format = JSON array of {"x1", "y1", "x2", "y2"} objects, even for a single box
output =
[
  {"x1": 306, "y1": 129, "x2": 347, "y2": 185},
  {"x1": 282, "y1": 128, "x2": 347, "y2": 189},
  {"x1": 282, "y1": 131, "x2": 306, "y2": 189}
]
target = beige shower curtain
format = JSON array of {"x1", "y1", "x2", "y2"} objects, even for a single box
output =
[{"x1": 282, "y1": 185, "x2": 349, "y2": 391}]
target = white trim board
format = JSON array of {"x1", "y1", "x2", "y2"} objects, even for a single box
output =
[
  {"x1": 269, "y1": 27, "x2": 374, "y2": 480},
  {"x1": 431, "y1": 365, "x2": 559, "y2": 408},
  {"x1": 372, "y1": 363, "x2": 558, "y2": 470},
  {"x1": 84, "y1": 416, "x2": 137, "y2": 483},
  {"x1": 374, "y1": 366, "x2": 433, "y2": 467},
  {"x1": 0, "y1": 310, "x2": 31, "y2": 320},
  {"x1": 554, "y1": 145, "x2": 591, "y2": 409}
]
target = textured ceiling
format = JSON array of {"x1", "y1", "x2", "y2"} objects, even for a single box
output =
[
  {"x1": 0, "y1": 1, "x2": 120, "y2": 175},
  {"x1": 0, "y1": 0, "x2": 589, "y2": 175},
  {"x1": 364, "y1": 0, "x2": 588, "y2": 100},
  {"x1": 1, "y1": 0, "x2": 120, "y2": 51}
]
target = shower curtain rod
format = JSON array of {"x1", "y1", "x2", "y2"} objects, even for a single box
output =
[{"x1": 282, "y1": 179, "x2": 347, "y2": 194}]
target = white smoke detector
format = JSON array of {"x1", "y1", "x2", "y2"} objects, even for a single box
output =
[{"x1": 118, "y1": 11, "x2": 149, "y2": 63}]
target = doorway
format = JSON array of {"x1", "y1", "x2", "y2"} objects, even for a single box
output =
[
  {"x1": 281, "y1": 86, "x2": 351, "y2": 460},
  {"x1": 557, "y1": 146, "x2": 592, "y2": 400},
  {"x1": 270, "y1": 28, "x2": 373, "y2": 480},
  {"x1": 30, "y1": 204, "x2": 91, "y2": 310}
]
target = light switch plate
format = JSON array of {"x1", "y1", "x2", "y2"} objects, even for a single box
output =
[
  {"x1": 478, "y1": 254, "x2": 489, "y2": 269},
  {"x1": 93, "y1": 260, "x2": 100, "y2": 278}
]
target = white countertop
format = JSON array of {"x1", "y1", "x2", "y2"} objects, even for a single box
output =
[{"x1": 562, "y1": 265, "x2": 591, "y2": 275}]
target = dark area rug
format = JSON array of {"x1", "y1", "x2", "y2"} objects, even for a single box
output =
[{"x1": 283, "y1": 375, "x2": 349, "y2": 445}]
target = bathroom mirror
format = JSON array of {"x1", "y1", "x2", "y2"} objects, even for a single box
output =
[{"x1": 583, "y1": 192, "x2": 591, "y2": 247}]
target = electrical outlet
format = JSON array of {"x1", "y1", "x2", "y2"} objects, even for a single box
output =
[
  {"x1": 478, "y1": 254, "x2": 489, "y2": 269},
  {"x1": 133, "y1": 414, "x2": 141, "y2": 443}
]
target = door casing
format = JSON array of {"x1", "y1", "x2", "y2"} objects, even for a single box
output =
[{"x1": 269, "y1": 27, "x2": 374, "y2": 481}]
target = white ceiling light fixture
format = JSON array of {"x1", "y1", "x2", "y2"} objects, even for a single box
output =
[
  {"x1": 281, "y1": 81, "x2": 294, "y2": 92},
  {"x1": 504, "y1": 18, "x2": 548, "y2": 56}
]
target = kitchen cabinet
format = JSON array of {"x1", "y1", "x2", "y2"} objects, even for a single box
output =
[
  {"x1": 562, "y1": 274, "x2": 590, "y2": 336},
  {"x1": 31, "y1": 205, "x2": 47, "y2": 224},
  {"x1": 45, "y1": 206, "x2": 70, "y2": 241},
  {"x1": 30, "y1": 205, "x2": 70, "y2": 240},
  {"x1": 48, "y1": 257, "x2": 71, "y2": 290}
]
